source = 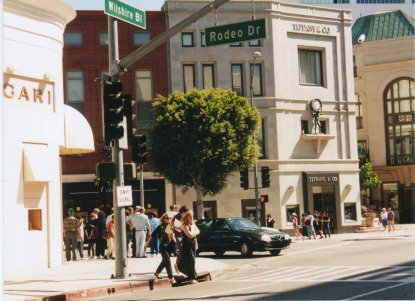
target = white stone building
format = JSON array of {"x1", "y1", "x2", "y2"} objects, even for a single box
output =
[
  {"x1": 2, "y1": 0, "x2": 94, "y2": 273},
  {"x1": 164, "y1": 0, "x2": 361, "y2": 233}
]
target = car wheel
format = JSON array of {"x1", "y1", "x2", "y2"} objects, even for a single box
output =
[
  {"x1": 240, "y1": 242, "x2": 253, "y2": 257},
  {"x1": 269, "y1": 250, "x2": 281, "y2": 256},
  {"x1": 214, "y1": 250, "x2": 225, "y2": 256}
]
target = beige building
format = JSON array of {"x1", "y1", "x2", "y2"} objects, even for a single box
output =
[
  {"x1": 353, "y1": 10, "x2": 415, "y2": 223},
  {"x1": 2, "y1": 0, "x2": 94, "y2": 273},
  {"x1": 164, "y1": 0, "x2": 361, "y2": 233}
]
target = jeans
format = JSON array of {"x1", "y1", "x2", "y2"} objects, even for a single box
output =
[
  {"x1": 307, "y1": 225, "x2": 316, "y2": 239},
  {"x1": 323, "y1": 223, "x2": 331, "y2": 237},
  {"x1": 64, "y1": 232, "x2": 78, "y2": 261},
  {"x1": 155, "y1": 244, "x2": 173, "y2": 279},
  {"x1": 150, "y1": 236, "x2": 159, "y2": 255}
]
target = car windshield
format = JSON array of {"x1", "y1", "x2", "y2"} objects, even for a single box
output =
[{"x1": 227, "y1": 218, "x2": 260, "y2": 230}]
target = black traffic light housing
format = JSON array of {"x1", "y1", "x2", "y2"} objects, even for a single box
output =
[
  {"x1": 103, "y1": 81, "x2": 124, "y2": 144},
  {"x1": 132, "y1": 134, "x2": 148, "y2": 164},
  {"x1": 240, "y1": 168, "x2": 249, "y2": 190},
  {"x1": 122, "y1": 94, "x2": 137, "y2": 144},
  {"x1": 95, "y1": 162, "x2": 116, "y2": 182},
  {"x1": 261, "y1": 166, "x2": 270, "y2": 188},
  {"x1": 259, "y1": 194, "x2": 269, "y2": 203}
]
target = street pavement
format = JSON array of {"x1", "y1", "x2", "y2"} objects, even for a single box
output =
[{"x1": 3, "y1": 224, "x2": 414, "y2": 301}]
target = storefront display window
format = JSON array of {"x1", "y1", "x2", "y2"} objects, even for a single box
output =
[
  {"x1": 344, "y1": 203, "x2": 357, "y2": 222},
  {"x1": 286, "y1": 205, "x2": 300, "y2": 225}
]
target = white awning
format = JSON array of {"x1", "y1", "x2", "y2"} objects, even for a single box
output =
[
  {"x1": 59, "y1": 104, "x2": 95, "y2": 155},
  {"x1": 23, "y1": 143, "x2": 52, "y2": 182}
]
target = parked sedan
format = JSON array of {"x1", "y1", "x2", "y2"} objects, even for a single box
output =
[{"x1": 196, "y1": 218, "x2": 291, "y2": 257}]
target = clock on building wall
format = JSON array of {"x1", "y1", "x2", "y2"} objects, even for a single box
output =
[{"x1": 310, "y1": 98, "x2": 322, "y2": 112}]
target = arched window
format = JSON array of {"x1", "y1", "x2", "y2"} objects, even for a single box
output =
[{"x1": 384, "y1": 78, "x2": 415, "y2": 165}]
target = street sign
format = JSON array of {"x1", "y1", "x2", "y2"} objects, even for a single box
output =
[
  {"x1": 205, "y1": 18, "x2": 266, "y2": 47},
  {"x1": 116, "y1": 185, "x2": 133, "y2": 207},
  {"x1": 104, "y1": 0, "x2": 146, "y2": 29}
]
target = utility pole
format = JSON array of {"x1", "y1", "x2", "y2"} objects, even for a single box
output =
[{"x1": 108, "y1": 15, "x2": 127, "y2": 279}]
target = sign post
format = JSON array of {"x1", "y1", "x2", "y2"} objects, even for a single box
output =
[
  {"x1": 205, "y1": 19, "x2": 266, "y2": 47},
  {"x1": 105, "y1": 0, "x2": 146, "y2": 29}
]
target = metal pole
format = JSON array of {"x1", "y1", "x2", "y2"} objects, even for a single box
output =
[
  {"x1": 140, "y1": 164, "x2": 144, "y2": 208},
  {"x1": 250, "y1": 52, "x2": 261, "y2": 226},
  {"x1": 108, "y1": 15, "x2": 127, "y2": 279}
]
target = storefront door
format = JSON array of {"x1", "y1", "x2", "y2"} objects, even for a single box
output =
[{"x1": 312, "y1": 185, "x2": 337, "y2": 232}]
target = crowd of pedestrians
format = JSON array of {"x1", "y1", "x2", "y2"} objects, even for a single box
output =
[{"x1": 63, "y1": 204, "x2": 200, "y2": 284}]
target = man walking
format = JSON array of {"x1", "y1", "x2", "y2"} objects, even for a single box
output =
[
  {"x1": 129, "y1": 207, "x2": 151, "y2": 258},
  {"x1": 63, "y1": 208, "x2": 81, "y2": 261},
  {"x1": 387, "y1": 207, "x2": 395, "y2": 232}
]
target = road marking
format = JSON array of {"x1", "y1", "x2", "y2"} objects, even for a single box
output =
[{"x1": 342, "y1": 282, "x2": 410, "y2": 300}]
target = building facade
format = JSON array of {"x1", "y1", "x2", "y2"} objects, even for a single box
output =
[
  {"x1": 353, "y1": 10, "x2": 415, "y2": 223},
  {"x1": 164, "y1": 0, "x2": 361, "y2": 233},
  {"x1": 61, "y1": 11, "x2": 171, "y2": 218},
  {"x1": 3, "y1": 0, "x2": 94, "y2": 273}
]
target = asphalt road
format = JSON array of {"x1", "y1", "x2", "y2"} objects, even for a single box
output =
[{"x1": 83, "y1": 231, "x2": 415, "y2": 300}]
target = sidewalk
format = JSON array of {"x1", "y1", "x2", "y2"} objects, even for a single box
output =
[{"x1": 4, "y1": 256, "x2": 232, "y2": 301}]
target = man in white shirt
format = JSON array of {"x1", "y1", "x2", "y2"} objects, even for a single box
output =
[{"x1": 129, "y1": 207, "x2": 151, "y2": 258}]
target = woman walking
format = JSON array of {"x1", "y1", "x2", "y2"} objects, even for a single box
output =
[
  {"x1": 291, "y1": 213, "x2": 303, "y2": 240},
  {"x1": 146, "y1": 213, "x2": 176, "y2": 284},
  {"x1": 178, "y1": 210, "x2": 199, "y2": 284}
]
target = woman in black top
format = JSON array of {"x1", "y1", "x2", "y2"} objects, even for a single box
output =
[
  {"x1": 178, "y1": 210, "x2": 199, "y2": 284},
  {"x1": 147, "y1": 213, "x2": 176, "y2": 284}
]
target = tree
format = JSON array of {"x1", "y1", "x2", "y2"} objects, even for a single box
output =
[
  {"x1": 359, "y1": 162, "x2": 382, "y2": 206},
  {"x1": 150, "y1": 88, "x2": 261, "y2": 219}
]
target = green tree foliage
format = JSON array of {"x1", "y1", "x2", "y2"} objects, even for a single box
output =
[
  {"x1": 359, "y1": 162, "x2": 382, "y2": 190},
  {"x1": 150, "y1": 88, "x2": 261, "y2": 218}
]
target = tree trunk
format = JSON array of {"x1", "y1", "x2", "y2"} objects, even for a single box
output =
[{"x1": 195, "y1": 186, "x2": 204, "y2": 220}]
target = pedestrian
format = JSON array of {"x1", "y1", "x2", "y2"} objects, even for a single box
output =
[
  {"x1": 172, "y1": 205, "x2": 188, "y2": 273},
  {"x1": 305, "y1": 211, "x2": 316, "y2": 239},
  {"x1": 76, "y1": 216, "x2": 85, "y2": 259},
  {"x1": 105, "y1": 215, "x2": 115, "y2": 259},
  {"x1": 291, "y1": 213, "x2": 303, "y2": 240},
  {"x1": 387, "y1": 207, "x2": 395, "y2": 232},
  {"x1": 129, "y1": 207, "x2": 151, "y2": 258},
  {"x1": 85, "y1": 213, "x2": 97, "y2": 259},
  {"x1": 62, "y1": 208, "x2": 81, "y2": 261},
  {"x1": 266, "y1": 214, "x2": 275, "y2": 228},
  {"x1": 125, "y1": 208, "x2": 133, "y2": 257},
  {"x1": 379, "y1": 208, "x2": 388, "y2": 231},
  {"x1": 168, "y1": 204, "x2": 180, "y2": 219},
  {"x1": 300, "y1": 213, "x2": 308, "y2": 237},
  {"x1": 95, "y1": 211, "x2": 107, "y2": 259},
  {"x1": 317, "y1": 212, "x2": 324, "y2": 239},
  {"x1": 148, "y1": 212, "x2": 160, "y2": 257},
  {"x1": 178, "y1": 210, "x2": 199, "y2": 284},
  {"x1": 146, "y1": 213, "x2": 176, "y2": 284},
  {"x1": 322, "y1": 212, "x2": 331, "y2": 238}
]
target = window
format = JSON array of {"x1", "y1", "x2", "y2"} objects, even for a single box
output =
[
  {"x1": 286, "y1": 205, "x2": 300, "y2": 225},
  {"x1": 355, "y1": 94, "x2": 363, "y2": 129},
  {"x1": 231, "y1": 64, "x2": 244, "y2": 96},
  {"x1": 183, "y1": 64, "x2": 196, "y2": 92},
  {"x1": 230, "y1": 42, "x2": 243, "y2": 47},
  {"x1": 136, "y1": 70, "x2": 153, "y2": 131},
  {"x1": 301, "y1": 120, "x2": 309, "y2": 134},
  {"x1": 257, "y1": 118, "x2": 266, "y2": 158},
  {"x1": 353, "y1": 56, "x2": 357, "y2": 77},
  {"x1": 384, "y1": 78, "x2": 415, "y2": 166},
  {"x1": 344, "y1": 203, "x2": 357, "y2": 222},
  {"x1": 200, "y1": 32, "x2": 206, "y2": 47},
  {"x1": 134, "y1": 32, "x2": 150, "y2": 46},
  {"x1": 249, "y1": 40, "x2": 261, "y2": 47},
  {"x1": 28, "y1": 209, "x2": 42, "y2": 231},
  {"x1": 358, "y1": 140, "x2": 369, "y2": 165},
  {"x1": 357, "y1": 0, "x2": 403, "y2": 3},
  {"x1": 64, "y1": 32, "x2": 83, "y2": 45},
  {"x1": 320, "y1": 120, "x2": 327, "y2": 134},
  {"x1": 99, "y1": 32, "x2": 108, "y2": 45},
  {"x1": 66, "y1": 71, "x2": 84, "y2": 114},
  {"x1": 202, "y1": 64, "x2": 215, "y2": 88},
  {"x1": 298, "y1": 49, "x2": 323, "y2": 86},
  {"x1": 250, "y1": 63, "x2": 263, "y2": 96},
  {"x1": 181, "y1": 32, "x2": 194, "y2": 47}
]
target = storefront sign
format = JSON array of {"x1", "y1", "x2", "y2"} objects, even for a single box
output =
[
  {"x1": 394, "y1": 113, "x2": 414, "y2": 123},
  {"x1": 3, "y1": 73, "x2": 55, "y2": 111},
  {"x1": 292, "y1": 24, "x2": 331, "y2": 35},
  {"x1": 307, "y1": 174, "x2": 338, "y2": 183}
]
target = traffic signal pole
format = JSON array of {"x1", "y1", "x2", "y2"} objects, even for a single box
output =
[{"x1": 108, "y1": 16, "x2": 127, "y2": 279}]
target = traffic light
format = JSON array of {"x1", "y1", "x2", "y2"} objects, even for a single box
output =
[
  {"x1": 259, "y1": 194, "x2": 269, "y2": 203},
  {"x1": 95, "y1": 162, "x2": 116, "y2": 182},
  {"x1": 122, "y1": 94, "x2": 137, "y2": 144},
  {"x1": 261, "y1": 166, "x2": 270, "y2": 188},
  {"x1": 124, "y1": 163, "x2": 137, "y2": 181},
  {"x1": 132, "y1": 134, "x2": 148, "y2": 164},
  {"x1": 240, "y1": 168, "x2": 249, "y2": 190},
  {"x1": 103, "y1": 80, "x2": 124, "y2": 144}
]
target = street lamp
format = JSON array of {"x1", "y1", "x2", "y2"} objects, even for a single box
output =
[{"x1": 250, "y1": 51, "x2": 261, "y2": 226}]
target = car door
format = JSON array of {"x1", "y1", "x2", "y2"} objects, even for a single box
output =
[
  {"x1": 196, "y1": 219, "x2": 214, "y2": 251},
  {"x1": 211, "y1": 219, "x2": 236, "y2": 251}
]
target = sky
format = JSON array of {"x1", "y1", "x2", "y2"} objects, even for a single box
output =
[{"x1": 63, "y1": 0, "x2": 165, "y2": 11}]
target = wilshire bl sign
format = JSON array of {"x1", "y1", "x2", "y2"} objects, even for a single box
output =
[
  {"x1": 105, "y1": 0, "x2": 146, "y2": 29},
  {"x1": 205, "y1": 19, "x2": 266, "y2": 47}
]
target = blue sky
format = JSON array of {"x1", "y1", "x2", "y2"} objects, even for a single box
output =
[{"x1": 63, "y1": 0, "x2": 165, "y2": 11}]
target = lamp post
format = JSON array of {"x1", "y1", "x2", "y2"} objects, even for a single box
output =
[{"x1": 250, "y1": 51, "x2": 261, "y2": 226}]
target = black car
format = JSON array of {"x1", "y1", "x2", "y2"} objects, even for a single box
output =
[{"x1": 196, "y1": 218, "x2": 291, "y2": 257}]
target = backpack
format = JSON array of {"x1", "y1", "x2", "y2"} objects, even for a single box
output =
[{"x1": 387, "y1": 211, "x2": 394, "y2": 221}]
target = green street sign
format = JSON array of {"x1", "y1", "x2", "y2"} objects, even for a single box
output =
[
  {"x1": 104, "y1": 0, "x2": 146, "y2": 29},
  {"x1": 205, "y1": 18, "x2": 266, "y2": 47}
]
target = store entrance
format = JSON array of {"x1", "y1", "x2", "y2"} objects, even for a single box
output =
[{"x1": 312, "y1": 185, "x2": 337, "y2": 233}]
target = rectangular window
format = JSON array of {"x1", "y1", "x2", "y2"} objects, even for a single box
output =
[
  {"x1": 301, "y1": 120, "x2": 309, "y2": 134},
  {"x1": 66, "y1": 71, "x2": 84, "y2": 114},
  {"x1": 286, "y1": 205, "x2": 300, "y2": 226},
  {"x1": 183, "y1": 64, "x2": 196, "y2": 92},
  {"x1": 257, "y1": 118, "x2": 266, "y2": 158},
  {"x1": 28, "y1": 209, "x2": 42, "y2": 231},
  {"x1": 344, "y1": 203, "x2": 357, "y2": 222},
  {"x1": 135, "y1": 70, "x2": 153, "y2": 125},
  {"x1": 357, "y1": 0, "x2": 403, "y2": 3},
  {"x1": 64, "y1": 32, "x2": 83, "y2": 45},
  {"x1": 249, "y1": 40, "x2": 261, "y2": 47},
  {"x1": 134, "y1": 32, "x2": 151, "y2": 46},
  {"x1": 99, "y1": 32, "x2": 108, "y2": 45},
  {"x1": 358, "y1": 140, "x2": 369, "y2": 165},
  {"x1": 320, "y1": 120, "x2": 327, "y2": 134},
  {"x1": 200, "y1": 32, "x2": 206, "y2": 47},
  {"x1": 298, "y1": 49, "x2": 323, "y2": 86},
  {"x1": 353, "y1": 56, "x2": 357, "y2": 77},
  {"x1": 230, "y1": 42, "x2": 243, "y2": 47},
  {"x1": 181, "y1": 32, "x2": 194, "y2": 47},
  {"x1": 355, "y1": 94, "x2": 363, "y2": 129},
  {"x1": 231, "y1": 64, "x2": 244, "y2": 96},
  {"x1": 202, "y1": 64, "x2": 215, "y2": 89},
  {"x1": 250, "y1": 63, "x2": 263, "y2": 96}
]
